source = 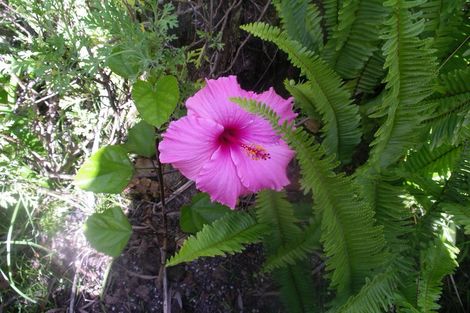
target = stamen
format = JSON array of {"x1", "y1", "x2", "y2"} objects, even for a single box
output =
[{"x1": 241, "y1": 143, "x2": 271, "y2": 161}]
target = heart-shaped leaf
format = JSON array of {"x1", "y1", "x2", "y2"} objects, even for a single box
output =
[
  {"x1": 131, "y1": 75, "x2": 179, "y2": 128},
  {"x1": 84, "y1": 206, "x2": 132, "y2": 257},
  {"x1": 74, "y1": 145, "x2": 134, "y2": 193},
  {"x1": 180, "y1": 193, "x2": 232, "y2": 233},
  {"x1": 125, "y1": 120, "x2": 156, "y2": 157}
]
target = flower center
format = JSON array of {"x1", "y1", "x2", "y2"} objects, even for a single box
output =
[
  {"x1": 241, "y1": 143, "x2": 271, "y2": 161},
  {"x1": 218, "y1": 127, "x2": 240, "y2": 145}
]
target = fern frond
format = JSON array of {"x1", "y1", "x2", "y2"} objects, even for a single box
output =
[
  {"x1": 421, "y1": 0, "x2": 469, "y2": 67},
  {"x1": 255, "y1": 190, "x2": 303, "y2": 251},
  {"x1": 322, "y1": 0, "x2": 389, "y2": 79},
  {"x1": 441, "y1": 202, "x2": 470, "y2": 234},
  {"x1": 272, "y1": 0, "x2": 324, "y2": 52},
  {"x1": 404, "y1": 144, "x2": 462, "y2": 176},
  {"x1": 273, "y1": 262, "x2": 317, "y2": 313},
  {"x1": 241, "y1": 23, "x2": 361, "y2": 163},
  {"x1": 417, "y1": 238, "x2": 458, "y2": 313},
  {"x1": 264, "y1": 218, "x2": 321, "y2": 272},
  {"x1": 284, "y1": 80, "x2": 322, "y2": 121},
  {"x1": 323, "y1": 0, "x2": 344, "y2": 38},
  {"x1": 439, "y1": 67, "x2": 470, "y2": 95},
  {"x1": 423, "y1": 68, "x2": 470, "y2": 148},
  {"x1": 443, "y1": 141, "x2": 470, "y2": 203},
  {"x1": 255, "y1": 190, "x2": 318, "y2": 312},
  {"x1": 357, "y1": 172, "x2": 413, "y2": 253},
  {"x1": 333, "y1": 266, "x2": 399, "y2": 313},
  {"x1": 233, "y1": 98, "x2": 387, "y2": 301},
  {"x1": 354, "y1": 51, "x2": 386, "y2": 95},
  {"x1": 368, "y1": 0, "x2": 437, "y2": 169},
  {"x1": 424, "y1": 94, "x2": 470, "y2": 148},
  {"x1": 255, "y1": 190, "x2": 321, "y2": 271},
  {"x1": 166, "y1": 212, "x2": 269, "y2": 266},
  {"x1": 420, "y1": 0, "x2": 466, "y2": 37}
]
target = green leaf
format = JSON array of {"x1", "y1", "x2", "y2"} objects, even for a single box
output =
[
  {"x1": 272, "y1": 0, "x2": 324, "y2": 52},
  {"x1": 263, "y1": 219, "x2": 321, "y2": 272},
  {"x1": 273, "y1": 262, "x2": 317, "y2": 313},
  {"x1": 167, "y1": 212, "x2": 269, "y2": 267},
  {"x1": 417, "y1": 238, "x2": 458, "y2": 313},
  {"x1": 74, "y1": 145, "x2": 134, "y2": 193},
  {"x1": 84, "y1": 207, "x2": 132, "y2": 257},
  {"x1": 131, "y1": 75, "x2": 179, "y2": 128},
  {"x1": 0, "y1": 87, "x2": 8, "y2": 104},
  {"x1": 124, "y1": 120, "x2": 156, "y2": 157},
  {"x1": 241, "y1": 23, "x2": 361, "y2": 163},
  {"x1": 234, "y1": 98, "x2": 388, "y2": 301},
  {"x1": 107, "y1": 46, "x2": 141, "y2": 79},
  {"x1": 180, "y1": 193, "x2": 232, "y2": 233}
]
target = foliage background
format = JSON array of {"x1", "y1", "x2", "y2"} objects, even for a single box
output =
[{"x1": 1, "y1": 0, "x2": 469, "y2": 312}]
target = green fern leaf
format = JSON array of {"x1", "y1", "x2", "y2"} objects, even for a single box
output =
[
  {"x1": 422, "y1": 0, "x2": 469, "y2": 71},
  {"x1": 322, "y1": 0, "x2": 389, "y2": 79},
  {"x1": 284, "y1": 80, "x2": 322, "y2": 121},
  {"x1": 368, "y1": 0, "x2": 437, "y2": 169},
  {"x1": 255, "y1": 190, "x2": 303, "y2": 251},
  {"x1": 255, "y1": 190, "x2": 321, "y2": 271},
  {"x1": 233, "y1": 98, "x2": 387, "y2": 301},
  {"x1": 442, "y1": 141, "x2": 470, "y2": 203},
  {"x1": 166, "y1": 212, "x2": 269, "y2": 267},
  {"x1": 423, "y1": 69, "x2": 470, "y2": 148},
  {"x1": 420, "y1": 0, "x2": 466, "y2": 37},
  {"x1": 263, "y1": 218, "x2": 321, "y2": 272},
  {"x1": 333, "y1": 266, "x2": 399, "y2": 313},
  {"x1": 241, "y1": 23, "x2": 361, "y2": 163},
  {"x1": 255, "y1": 190, "x2": 318, "y2": 312},
  {"x1": 357, "y1": 172, "x2": 413, "y2": 253},
  {"x1": 439, "y1": 68, "x2": 470, "y2": 95},
  {"x1": 272, "y1": 0, "x2": 324, "y2": 52},
  {"x1": 417, "y1": 238, "x2": 458, "y2": 313},
  {"x1": 441, "y1": 202, "x2": 470, "y2": 234},
  {"x1": 354, "y1": 51, "x2": 386, "y2": 95},
  {"x1": 273, "y1": 262, "x2": 317, "y2": 313},
  {"x1": 404, "y1": 144, "x2": 462, "y2": 176},
  {"x1": 323, "y1": 0, "x2": 344, "y2": 38}
]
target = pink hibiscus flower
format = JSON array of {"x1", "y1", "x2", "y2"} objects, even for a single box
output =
[{"x1": 158, "y1": 76, "x2": 296, "y2": 208}]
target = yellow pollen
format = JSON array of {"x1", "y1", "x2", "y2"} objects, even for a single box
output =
[{"x1": 241, "y1": 143, "x2": 271, "y2": 161}]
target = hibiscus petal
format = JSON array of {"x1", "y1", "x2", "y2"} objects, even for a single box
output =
[
  {"x1": 231, "y1": 141, "x2": 294, "y2": 192},
  {"x1": 159, "y1": 116, "x2": 223, "y2": 180},
  {"x1": 196, "y1": 146, "x2": 247, "y2": 208},
  {"x1": 186, "y1": 76, "x2": 252, "y2": 127},
  {"x1": 249, "y1": 87, "x2": 297, "y2": 124},
  {"x1": 237, "y1": 115, "x2": 280, "y2": 145}
]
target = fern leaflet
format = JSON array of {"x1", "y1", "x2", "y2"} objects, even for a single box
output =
[
  {"x1": 273, "y1": 262, "x2": 317, "y2": 313},
  {"x1": 166, "y1": 212, "x2": 269, "y2": 266},
  {"x1": 368, "y1": 0, "x2": 437, "y2": 169},
  {"x1": 322, "y1": 0, "x2": 388, "y2": 79},
  {"x1": 417, "y1": 238, "x2": 458, "y2": 313},
  {"x1": 263, "y1": 218, "x2": 321, "y2": 272},
  {"x1": 233, "y1": 98, "x2": 387, "y2": 301},
  {"x1": 241, "y1": 22, "x2": 361, "y2": 163},
  {"x1": 272, "y1": 0, "x2": 324, "y2": 52},
  {"x1": 255, "y1": 190, "x2": 317, "y2": 312}
]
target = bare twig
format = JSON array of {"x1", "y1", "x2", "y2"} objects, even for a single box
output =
[
  {"x1": 438, "y1": 35, "x2": 470, "y2": 72},
  {"x1": 449, "y1": 274, "x2": 464, "y2": 310},
  {"x1": 221, "y1": 0, "x2": 271, "y2": 74},
  {"x1": 155, "y1": 137, "x2": 170, "y2": 313},
  {"x1": 209, "y1": 0, "x2": 243, "y2": 77},
  {"x1": 155, "y1": 180, "x2": 194, "y2": 209}
]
